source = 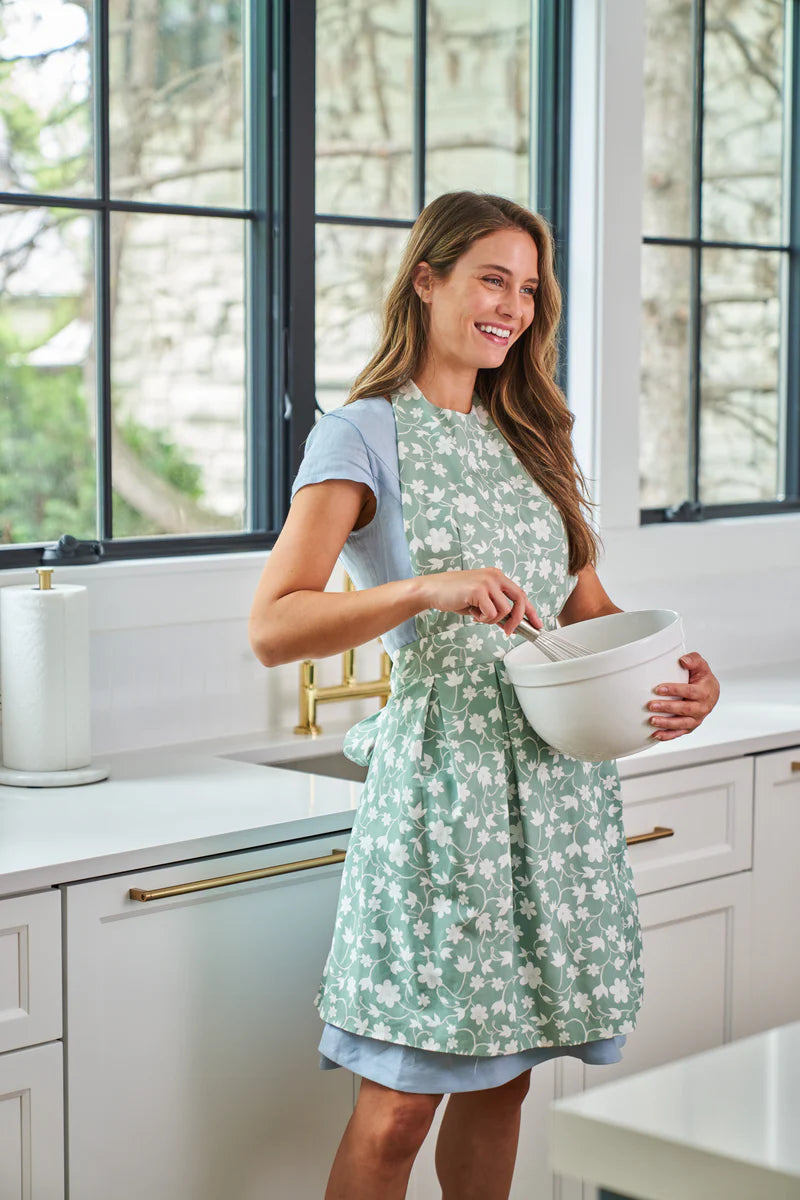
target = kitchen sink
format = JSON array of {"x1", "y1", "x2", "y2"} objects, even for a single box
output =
[{"x1": 267, "y1": 751, "x2": 368, "y2": 783}]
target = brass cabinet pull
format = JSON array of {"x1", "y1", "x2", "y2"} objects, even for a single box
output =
[
  {"x1": 791, "y1": 762, "x2": 800, "y2": 772},
  {"x1": 129, "y1": 848, "x2": 347, "y2": 903},
  {"x1": 626, "y1": 825, "x2": 675, "y2": 846}
]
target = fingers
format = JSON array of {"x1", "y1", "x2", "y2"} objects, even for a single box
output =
[
  {"x1": 649, "y1": 699, "x2": 704, "y2": 716},
  {"x1": 653, "y1": 682, "x2": 699, "y2": 699},
  {"x1": 469, "y1": 572, "x2": 541, "y2": 632}
]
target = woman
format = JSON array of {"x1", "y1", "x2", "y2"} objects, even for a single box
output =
[{"x1": 249, "y1": 191, "x2": 720, "y2": 1200}]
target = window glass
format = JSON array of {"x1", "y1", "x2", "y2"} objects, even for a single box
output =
[
  {"x1": 640, "y1": 0, "x2": 792, "y2": 515},
  {"x1": 316, "y1": 0, "x2": 414, "y2": 220},
  {"x1": 110, "y1": 212, "x2": 246, "y2": 537},
  {"x1": 425, "y1": 0, "x2": 533, "y2": 206},
  {"x1": 0, "y1": 205, "x2": 96, "y2": 544},
  {"x1": 641, "y1": 0, "x2": 695, "y2": 239},
  {"x1": 699, "y1": 248, "x2": 783, "y2": 502},
  {"x1": 639, "y1": 243, "x2": 693, "y2": 509},
  {"x1": 108, "y1": 0, "x2": 244, "y2": 207},
  {"x1": 315, "y1": 223, "x2": 408, "y2": 413},
  {"x1": 0, "y1": 0, "x2": 94, "y2": 197},
  {"x1": 702, "y1": 0, "x2": 786, "y2": 245}
]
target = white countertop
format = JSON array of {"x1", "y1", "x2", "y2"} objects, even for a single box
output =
[
  {"x1": 0, "y1": 660, "x2": 798, "y2": 897},
  {"x1": 548, "y1": 1020, "x2": 800, "y2": 1200}
]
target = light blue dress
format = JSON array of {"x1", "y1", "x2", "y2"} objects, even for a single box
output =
[{"x1": 291, "y1": 397, "x2": 628, "y2": 1093}]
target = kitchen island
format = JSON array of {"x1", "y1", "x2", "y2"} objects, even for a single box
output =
[{"x1": 550, "y1": 1020, "x2": 800, "y2": 1200}]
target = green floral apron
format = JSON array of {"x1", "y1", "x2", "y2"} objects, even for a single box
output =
[{"x1": 314, "y1": 381, "x2": 644, "y2": 1054}]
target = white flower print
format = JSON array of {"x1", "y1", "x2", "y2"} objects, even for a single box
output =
[
  {"x1": 314, "y1": 386, "x2": 644, "y2": 1056},
  {"x1": 454, "y1": 493, "x2": 480, "y2": 516},
  {"x1": 429, "y1": 819, "x2": 452, "y2": 847},
  {"x1": 586, "y1": 838, "x2": 605, "y2": 862},
  {"x1": 388, "y1": 840, "x2": 410, "y2": 867},
  {"x1": 418, "y1": 962, "x2": 444, "y2": 988},
  {"x1": 610, "y1": 978, "x2": 630, "y2": 1004},
  {"x1": 375, "y1": 981, "x2": 401, "y2": 1008},
  {"x1": 426, "y1": 526, "x2": 453, "y2": 552}
]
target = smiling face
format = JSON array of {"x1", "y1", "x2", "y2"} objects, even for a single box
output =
[{"x1": 411, "y1": 228, "x2": 539, "y2": 375}]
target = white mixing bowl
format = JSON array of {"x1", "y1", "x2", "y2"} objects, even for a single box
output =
[{"x1": 503, "y1": 609, "x2": 689, "y2": 762}]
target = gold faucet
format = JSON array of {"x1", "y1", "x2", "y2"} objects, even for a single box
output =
[{"x1": 294, "y1": 573, "x2": 392, "y2": 735}]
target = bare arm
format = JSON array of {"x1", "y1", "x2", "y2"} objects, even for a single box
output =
[
  {"x1": 249, "y1": 479, "x2": 429, "y2": 667},
  {"x1": 557, "y1": 564, "x2": 622, "y2": 626}
]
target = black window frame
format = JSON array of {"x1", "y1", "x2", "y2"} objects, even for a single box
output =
[
  {"x1": 0, "y1": 0, "x2": 573, "y2": 571},
  {"x1": 640, "y1": 0, "x2": 800, "y2": 525}
]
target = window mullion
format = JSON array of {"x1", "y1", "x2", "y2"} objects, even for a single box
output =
[
  {"x1": 536, "y1": 0, "x2": 572, "y2": 392},
  {"x1": 245, "y1": 0, "x2": 271, "y2": 532},
  {"x1": 95, "y1": 0, "x2": 113, "y2": 541},
  {"x1": 785, "y1": 0, "x2": 800, "y2": 501},
  {"x1": 413, "y1": 0, "x2": 427, "y2": 213},
  {"x1": 284, "y1": 0, "x2": 316, "y2": 491},
  {"x1": 687, "y1": 0, "x2": 706, "y2": 508}
]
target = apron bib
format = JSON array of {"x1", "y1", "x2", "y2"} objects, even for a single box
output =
[{"x1": 315, "y1": 381, "x2": 644, "y2": 1054}]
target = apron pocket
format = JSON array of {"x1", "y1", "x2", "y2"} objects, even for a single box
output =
[{"x1": 342, "y1": 708, "x2": 386, "y2": 767}]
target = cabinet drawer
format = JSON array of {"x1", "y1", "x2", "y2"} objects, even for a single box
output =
[
  {"x1": 0, "y1": 1041, "x2": 64, "y2": 1199},
  {"x1": 0, "y1": 890, "x2": 62, "y2": 1054},
  {"x1": 620, "y1": 758, "x2": 753, "y2": 895}
]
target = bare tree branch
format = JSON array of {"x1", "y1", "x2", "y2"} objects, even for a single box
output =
[{"x1": 705, "y1": 17, "x2": 782, "y2": 99}]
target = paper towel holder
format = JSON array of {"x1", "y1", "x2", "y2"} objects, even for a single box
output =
[{"x1": 0, "y1": 567, "x2": 110, "y2": 789}]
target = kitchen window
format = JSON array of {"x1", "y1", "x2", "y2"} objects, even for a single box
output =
[
  {"x1": 0, "y1": 0, "x2": 571, "y2": 568},
  {"x1": 639, "y1": 0, "x2": 800, "y2": 523}
]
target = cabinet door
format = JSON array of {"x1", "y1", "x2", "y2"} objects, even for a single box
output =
[
  {"x1": 582, "y1": 870, "x2": 752, "y2": 1089},
  {"x1": 576, "y1": 871, "x2": 752, "y2": 1200},
  {"x1": 0, "y1": 1042, "x2": 64, "y2": 1200},
  {"x1": 0, "y1": 890, "x2": 62, "y2": 1054},
  {"x1": 65, "y1": 835, "x2": 353, "y2": 1200},
  {"x1": 749, "y1": 747, "x2": 800, "y2": 1035}
]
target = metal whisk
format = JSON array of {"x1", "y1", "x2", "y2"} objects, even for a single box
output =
[{"x1": 504, "y1": 616, "x2": 593, "y2": 663}]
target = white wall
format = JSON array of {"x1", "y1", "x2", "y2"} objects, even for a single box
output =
[{"x1": 1, "y1": 0, "x2": 797, "y2": 758}]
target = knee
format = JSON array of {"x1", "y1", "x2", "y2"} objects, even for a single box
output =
[{"x1": 366, "y1": 1089, "x2": 443, "y2": 1163}]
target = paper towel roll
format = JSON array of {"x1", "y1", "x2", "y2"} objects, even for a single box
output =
[{"x1": 0, "y1": 583, "x2": 91, "y2": 772}]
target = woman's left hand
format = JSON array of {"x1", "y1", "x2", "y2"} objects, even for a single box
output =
[{"x1": 648, "y1": 652, "x2": 721, "y2": 741}]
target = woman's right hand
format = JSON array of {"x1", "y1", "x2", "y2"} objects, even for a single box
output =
[{"x1": 420, "y1": 568, "x2": 542, "y2": 637}]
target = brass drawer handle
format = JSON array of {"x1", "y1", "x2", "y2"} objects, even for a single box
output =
[
  {"x1": 626, "y1": 825, "x2": 675, "y2": 846},
  {"x1": 791, "y1": 762, "x2": 800, "y2": 772},
  {"x1": 129, "y1": 848, "x2": 347, "y2": 903}
]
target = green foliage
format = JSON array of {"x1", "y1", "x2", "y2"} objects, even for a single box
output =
[
  {"x1": 117, "y1": 416, "x2": 203, "y2": 500},
  {"x1": 0, "y1": 321, "x2": 205, "y2": 545},
  {"x1": 0, "y1": 63, "x2": 90, "y2": 196},
  {"x1": 0, "y1": 325, "x2": 95, "y2": 544}
]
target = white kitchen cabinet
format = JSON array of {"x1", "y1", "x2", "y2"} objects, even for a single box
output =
[
  {"x1": 0, "y1": 889, "x2": 64, "y2": 1199},
  {"x1": 0, "y1": 1042, "x2": 64, "y2": 1200},
  {"x1": 574, "y1": 834, "x2": 754, "y2": 1200},
  {"x1": 747, "y1": 746, "x2": 800, "y2": 1036},
  {"x1": 583, "y1": 870, "x2": 753, "y2": 1094},
  {"x1": 618, "y1": 757, "x2": 753, "y2": 895},
  {"x1": 64, "y1": 834, "x2": 353, "y2": 1200},
  {"x1": 0, "y1": 890, "x2": 62, "y2": 1054}
]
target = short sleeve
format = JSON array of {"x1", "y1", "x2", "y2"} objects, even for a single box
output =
[{"x1": 290, "y1": 412, "x2": 377, "y2": 502}]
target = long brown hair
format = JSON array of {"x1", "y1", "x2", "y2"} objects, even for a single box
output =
[{"x1": 346, "y1": 191, "x2": 601, "y2": 576}]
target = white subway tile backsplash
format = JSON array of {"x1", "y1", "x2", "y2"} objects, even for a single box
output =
[{"x1": 3, "y1": 544, "x2": 796, "y2": 756}]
